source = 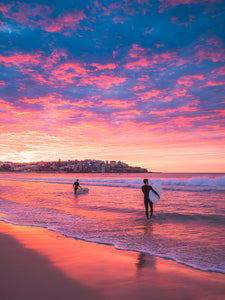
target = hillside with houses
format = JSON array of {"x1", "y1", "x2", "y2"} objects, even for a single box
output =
[{"x1": 0, "y1": 159, "x2": 148, "y2": 173}]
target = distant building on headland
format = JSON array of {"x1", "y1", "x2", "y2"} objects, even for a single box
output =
[{"x1": 0, "y1": 159, "x2": 148, "y2": 173}]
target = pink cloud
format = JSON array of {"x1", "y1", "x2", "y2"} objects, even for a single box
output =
[
  {"x1": 99, "y1": 99, "x2": 135, "y2": 109},
  {"x1": 0, "y1": 53, "x2": 41, "y2": 67},
  {"x1": 78, "y1": 74, "x2": 127, "y2": 89},
  {"x1": 113, "y1": 51, "x2": 118, "y2": 59},
  {"x1": 112, "y1": 16, "x2": 125, "y2": 24},
  {"x1": 1, "y1": 3, "x2": 54, "y2": 27},
  {"x1": 0, "y1": 50, "x2": 69, "y2": 86},
  {"x1": 15, "y1": 96, "x2": 88, "y2": 128},
  {"x1": 171, "y1": 16, "x2": 192, "y2": 26},
  {"x1": 108, "y1": 3, "x2": 122, "y2": 9},
  {"x1": 166, "y1": 88, "x2": 189, "y2": 100},
  {"x1": 177, "y1": 75, "x2": 205, "y2": 87},
  {"x1": 207, "y1": 36, "x2": 224, "y2": 48},
  {"x1": 90, "y1": 63, "x2": 117, "y2": 70},
  {"x1": 71, "y1": 99, "x2": 95, "y2": 108},
  {"x1": 7, "y1": 53, "x2": 124, "y2": 90},
  {"x1": 19, "y1": 96, "x2": 52, "y2": 105},
  {"x1": 0, "y1": 3, "x2": 13, "y2": 15},
  {"x1": 159, "y1": 0, "x2": 219, "y2": 11},
  {"x1": 18, "y1": 97, "x2": 98, "y2": 125},
  {"x1": 193, "y1": 36, "x2": 225, "y2": 66},
  {"x1": 1, "y1": 3, "x2": 86, "y2": 34},
  {"x1": 43, "y1": 10, "x2": 86, "y2": 33},
  {"x1": 0, "y1": 98, "x2": 13, "y2": 110},
  {"x1": 125, "y1": 49, "x2": 185, "y2": 70},
  {"x1": 125, "y1": 57, "x2": 149, "y2": 69},
  {"x1": 27, "y1": 73, "x2": 47, "y2": 84},
  {"x1": 135, "y1": 89, "x2": 163, "y2": 100},
  {"x1": 137, "y1": 0, "x2": 150, "y2": 4},
  {"x1": 31, "y1": 57, "x2": 126, "y2": 88},
  {"x1": 128, "y1": 44, "x2": 145, "y2": 58},
  {"x1": 138, "y1": 75, "x2": 151, "y2": 81},
  {"x1": 196, "y1": 48, "x2": 225, "y2": 63},
  {"x1": 160, "y1": 52, "x2": 185, "y2": 66},
  {"x1": 132, "y1": 73, "x2": 155, "y2": 92},
  {"x1": 0, "y1": 98, "x2": 41, "y2": 130},
  {"x1": 135, "y1": 85, "x2": 193, "y2": 104},
  {"x1": 148, "y1": 106, "x2": 199, "y2": 117},
  {"x1": 204, "y1": 81, "x2": 225, "y2": 87},
  {"x1": 42, "y1": 50, "x2": 68, "y2": 69},
  {"x1": 1, "y1": 90, "x2": 224, "y2": 172},
  {"x1": 211, "y1": 65, "x2": 225, "y2": 76},
  {"x1": 133, "y1": 85, "x2": 148, "y2": 91},
  {"x1": 50, "y1": 62, "x2": 88, "y2": 85},
  {"x1": 112, "y1": 109, "x2": 142, "y2": 120},
  {"x1": 154, "y1": 44, "x2": 164, "y2": 48}
]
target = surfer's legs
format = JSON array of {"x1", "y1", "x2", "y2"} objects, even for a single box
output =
[
  {"x1": 144, "y1": 198, "x2": 153, "y2": 219},
  {"x1": 144, "y1": 198, "x2": 149, "y2": 219},
  {"x1": 149, "y1": 201, "x2": 153, "y2": 217}
]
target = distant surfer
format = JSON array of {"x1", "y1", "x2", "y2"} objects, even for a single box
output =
[
  {"x1": 73, "y1": 179, "x2": 81, "y2": 194},
  {"x1": 142, "y1": 179, "x2": 160, "y2": 219}
]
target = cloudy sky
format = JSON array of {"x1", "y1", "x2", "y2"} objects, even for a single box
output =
[{"x1": 0, "y1": 0, "x2": 224, "y2": 172}]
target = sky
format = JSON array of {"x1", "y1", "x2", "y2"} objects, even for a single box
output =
[{"x1": 0, "y1": 0, "x2": 225, "y2": 172}]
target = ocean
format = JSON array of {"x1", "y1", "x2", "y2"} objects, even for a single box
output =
[{"x1": 0, "y1": 172, "x2": 224, "y2": 274}]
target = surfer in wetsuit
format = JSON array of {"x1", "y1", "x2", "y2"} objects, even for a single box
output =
[
  {"x1": 142, "y1": 179, "x2": 160, "y2": 219},
  {"x1": 73, "y1": 179, "x2": 81, "y2": 194}
]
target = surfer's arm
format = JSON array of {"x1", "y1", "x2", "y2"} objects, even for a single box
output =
[{"x1": 151, "y1": 187, "x2": 160, "y2": 198}]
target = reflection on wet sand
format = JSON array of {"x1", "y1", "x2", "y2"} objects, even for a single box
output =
[
  {"x1": 136, "y1": 252, "x2": 157, "y2": 272},
  {"x1": 136, "y1": 222, "x2": 156, "y2": 276}
]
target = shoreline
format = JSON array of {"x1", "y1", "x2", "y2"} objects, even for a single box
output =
[
  {"x1": 0, "y1": 221, "x2": 225, "y2": 300},
  {"x1": 1, "y1": 171, "x2": 225, "y2": 174},
  {"x1": 0, "y1": 171, "x2": 150, "y2": 174}
]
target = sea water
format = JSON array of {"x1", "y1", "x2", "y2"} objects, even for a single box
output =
[{"x1": 0, "y1": 172, "x2": 224, "y2": 273}]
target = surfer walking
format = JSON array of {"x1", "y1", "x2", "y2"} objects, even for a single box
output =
[
  {"x1": 73, "y1": 179, "x2": 81, "y2": 194},
  {"x1": 142, "y1": 179, "x2": 160, "y2": 219}
]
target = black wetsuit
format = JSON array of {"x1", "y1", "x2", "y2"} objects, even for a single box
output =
[
  {"x1": 142, "y1": 184, "x2": 156, "y2": 219},
  {"x1": 73, "y1": 181, "x2": 80, "y2": 193}
]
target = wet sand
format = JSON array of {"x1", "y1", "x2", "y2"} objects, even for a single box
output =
[{"x1": 0, "y1": 221, "x2": 225, "y2": 300}]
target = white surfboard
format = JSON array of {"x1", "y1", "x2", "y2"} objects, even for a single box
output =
[
  {"x1": 75, "y1": 188, "x2": 89, "y2": 195},
  {"x1": 149, "y1": 181, "x2": 162, "y2": 203}
]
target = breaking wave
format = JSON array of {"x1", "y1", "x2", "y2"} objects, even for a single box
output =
[{"x1": 0, "y1": 174, "x2": 225, "y2": 191}]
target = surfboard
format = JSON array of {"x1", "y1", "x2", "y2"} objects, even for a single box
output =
[
  {"x1": 149, "y1": 181, "x2": 162, "y2": 203},
  {"x1": 75, "y1": 188, "x2": 89, "y2": 195}
]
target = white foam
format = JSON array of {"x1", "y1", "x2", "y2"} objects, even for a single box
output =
[{"x1": 1, "y1": 175, "x2": 224, "y2": 190}]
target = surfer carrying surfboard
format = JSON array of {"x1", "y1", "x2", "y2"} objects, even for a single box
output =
[
  {"x1": 73, "y1": 179, "x2": 82, "y2": 194},
  {"x1": 142, "y1": 179, "x2": 160, "y2": 219}
]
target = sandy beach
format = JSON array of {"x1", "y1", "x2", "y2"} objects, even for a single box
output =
[{"x1": 0, "y1": 221, "x2": 225, "y2": 300}]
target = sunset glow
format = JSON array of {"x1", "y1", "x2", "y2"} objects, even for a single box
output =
[{"x1": 0, "y1": 0, "x2": 224, "y2": 172}]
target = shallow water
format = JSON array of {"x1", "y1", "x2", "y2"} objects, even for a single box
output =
[{"x1": 0, "y1": 172, "x2": 224, "y2": 273}]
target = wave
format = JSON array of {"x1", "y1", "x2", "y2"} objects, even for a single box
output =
[
  {"x1": 155, "y1": 212, "x2": 225, "y2": 226},
  {"x1": 80, "y1": 175, "x2": 225, "y2": 188},
  {"x1": 0, "y1": 175, "x2": 225, "y2": 191},
  {"x1": 160, "y1": 176, "x2": 225, "y2": 187},
  {"x1": 1, "y1": 216, "x2": 224, "y2": 274},
  {"x1": 1, "y1": 199, "x2": 225, "y2": 275}
]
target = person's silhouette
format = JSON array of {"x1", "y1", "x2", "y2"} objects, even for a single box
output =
[{"x1": 141, "y1": 179, "x2": 160, "y2": 219}]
